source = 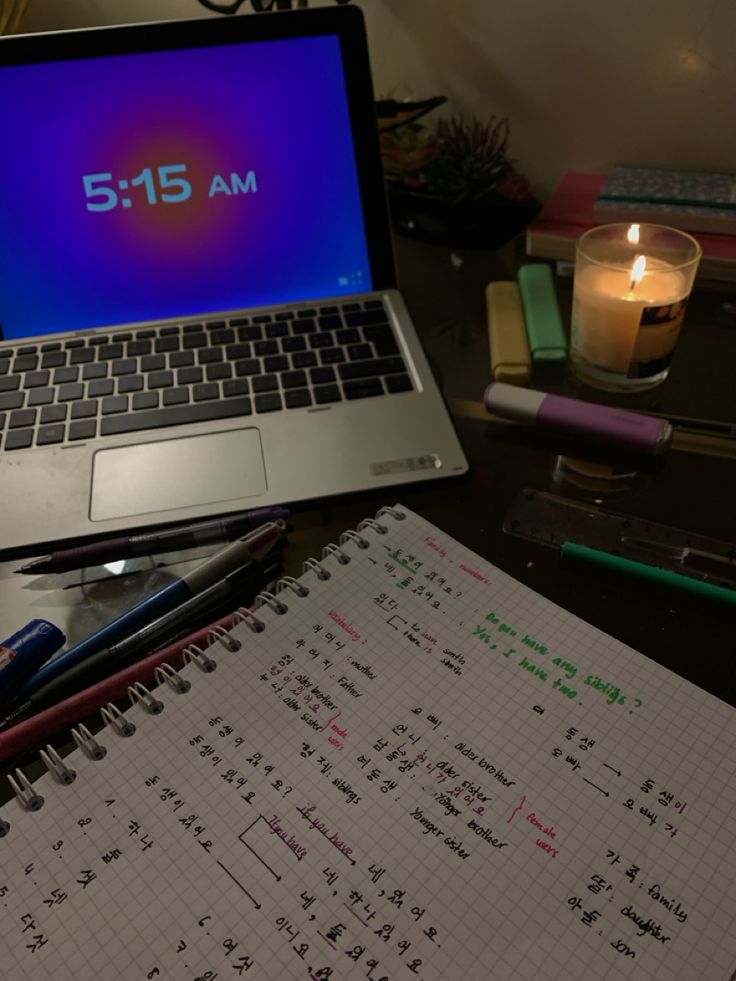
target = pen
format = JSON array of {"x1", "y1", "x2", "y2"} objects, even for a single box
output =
[
  {"x1": 0, "y1": 620, "x2": 66, "y2": 699},
  {"x1": 0, "y1": 552, "x2": 283, "y2": 731},
  {"x1": 15, "y1": 506, "x2": 291, "y2": 574},
  {"x1": 561, "y1": 541, "x2": 736, "y2": 606},
  {"x1": 0, "y1": 609, "x2": 239, "y2": 764},
  {"x1": 10, "y1": 521, "x2": 284, "y2": 703},
  {"x1": 484, "y1": 381, "x2": 673, "y2": 456}
]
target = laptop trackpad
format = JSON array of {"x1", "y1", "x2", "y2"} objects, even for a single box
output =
[{"x1": 90, "y1": 428, "x2": 267, "y2": 521}]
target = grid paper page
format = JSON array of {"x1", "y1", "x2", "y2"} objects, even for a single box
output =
[{"x1": 0, "y1": 504, "x2": 734, "y2": 981}]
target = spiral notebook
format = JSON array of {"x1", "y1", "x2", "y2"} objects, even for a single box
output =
[{"x1": 1, "y1": 506, "x2": 734, "y2": 980}]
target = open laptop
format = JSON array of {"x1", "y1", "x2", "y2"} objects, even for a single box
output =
[{"x1": 0, "y1": 7, "x2": 468, "y2": 555}]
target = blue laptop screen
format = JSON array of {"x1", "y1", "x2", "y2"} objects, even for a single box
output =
[{"x1": 0, "y1": 34, "x2": 372, "y2": 340}]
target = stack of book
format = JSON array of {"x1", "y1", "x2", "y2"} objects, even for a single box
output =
[{"x1": 525, "y1": 170, "x2": 736, "y2": 283}]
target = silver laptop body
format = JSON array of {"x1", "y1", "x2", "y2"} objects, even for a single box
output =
[{"x1": 0, "y1": 9, "x2": 468, "y2": 555}]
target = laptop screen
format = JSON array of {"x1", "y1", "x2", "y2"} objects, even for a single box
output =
[{"x1": 0, "y1": 29, "x2": 374, "y2": 340}]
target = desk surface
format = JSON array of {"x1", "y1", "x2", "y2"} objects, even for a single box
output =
[{"x1": 1, "y1": 233, "x2": 734, "y2": 787}]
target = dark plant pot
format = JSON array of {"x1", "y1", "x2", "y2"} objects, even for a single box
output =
[{"x1": 387, "y1": 185, "x2": 540, "y2": 250}]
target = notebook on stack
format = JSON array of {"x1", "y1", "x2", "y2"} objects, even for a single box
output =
[{"x1": 0, "y1": 8, "x2": 468, "y2": 554}]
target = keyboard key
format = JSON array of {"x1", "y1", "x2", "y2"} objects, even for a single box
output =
[
  {"x1": 237, "y1": 325, "x2": 262, "y2": 342},
  {"x1": 155, "y1": 336, "x2": 180, "y2": 353},
  {"x1": 292, "y1": 351, "x2": 317, "y2": 369},
  {"x1": 87, "y1": 380, "x2": 114, "y2": 398},
  {"x1": 69, "y1": 419, "x2": 97, "y2": 441},
  {"x1": 127, "y1": 339, "x2": 152, "y2": 356},
  {"x1": 314, "y1": 384, "x2": 342, "y2": 404},
  {"x1": 192, "y1": 383, "x2": 219, "y2": 401},
  {"x1": 40, "y1": 351, "x2": 67, "y2": 368},
  {"x1": 36, "y1": 424, "x2": 66, "y2": 445},
  {"x1": 253, "y1": 314, "x2": 272, "y2": 324},
  {"x1": 211, "y1": 329, "x2": 235, "y2": 345},
  {"x1": 223, "y1": 379, "x2": 249, "y2": 398},
  {"x1": 5, "y1": 429, "x2": 33, "y2": 450},
  {"x1": 98, "y1": 343, "x2": 124, "y2": 360},
  {"x1": 141, "y1": 354, "x2": 166, "y2": 372},
  {"x1": 318, "y1": 314, "x2": 342, "y2": 330},
  {"x1": 310, "y1": 366, "x2": 336, "y2": 385},
  {"x1": 40, "y1": 342, "x2": 61, "y2": 352},
  {"x1": 41, "y1": 404, "x2": 69, "y2": 424},
  {"x1": 343, "y1": 378, "x2": 384, "y2": 400},
  {"x1": 101, "y1": 396, "x2": 253, "y2": 435},
  {"x1": 177, "y1": 367, "x2": 203, "y2": 385},
  {"x1": 183, "y1": 323, "x2": 204, "y2": 333},
  {"x1": 285, "y1": 388, "x2": 312, "y2": 409},
  {"x1": 280, "y1": 370, "x2": 308, "y2": 389},
  {"x1": 53, "y1": 366, "x2": 79, "y2": 385},
  {"x1": 336, "y1": 328, "x2": 360, "y2": 345},
  {"x1": 292, "y1": 319, "x2": 316, "y2": 334},
  {"x1": 206, "y1": 363, "x2": 232, "y2": 381},
  {"x1": 70, "y1": 400, "x2": 97, "y2": 419},
  {"x1": 82, "y1": 363, "x2": 108, "y2": 381},
  {"x1": 254, "y1": 393, "x2": 282, "y2": 413},
  {"x1": 252, "y1": 375, "x2": 278, "y2": 393},
  {"x1": 112, "y1": 358, "x2": 137, "y2": 376},
  {"x1": 118, "y1": 375, "x2": 145, "y2": 393},
  {"x1": 225, "y1": 343, "x2": 252, "y2": 360},
  {"x1": 101, "y1": 395, "x2": 129, "y2": 414},
  {"x1": 12, "y1": 354, "x2": 38, "y2": 372},
  {"x1": 320, "y1": 348, "x2": 345, "y2": 365},
  {"x1": 266, "y1": 323, "x2": 289, "y2": 338},
  {"x1": 198, "y1": 347, "x2": 224, "y2": 364},
  {"x1": 264, "y1": 355, "x2": 289, "y2": 373},
  {"x1": 235, "y1": 359, "x2": 261, "y2": 377},
  {"x1": 254, "y1": 340, "x2": 278, "y2": 357},
  {"x1": 386, "y1": 374, "x2": 413, "y2": 393},
  {"x1": 339, "y1": 356, "x2": 406, "y2": 381},
  {"x1": 347, "y1": 343, "x2": 373, "y2": 361},
  {"x1": 64, "y1": 339, "x2": 85, "y2": 349},
  {"x1": 69, "y1": 347, "x2": 96, "y2": 364},
  {"x1": 9, "y1": 408, "x2": 36, "y2": 428},
  {"x1": 163, "y1": 388, "x2": 189, "y2": 406},
  {"x1": 148, "y1": 370, "x2": 175, "y2": 389},
  {"x1": 309, "y1": 333, "x2": 334, "y2": 349},
  {"x1": 297, "y1": 308, "x2": 317, "y2": 318},
  {"x1": 345, "y1": 308, "x2": 387, "y2": 326},
  {"x1": 281, "y1": 336, "x2": 306, "y2": 353},
  {"x1": 27, "y1": 388, "x2": 52, "y2": 407},
  {"x1": 0, "y1": 375, "x2": 20, "y2": 392},
  {"x1": 363, "y1": 324, "x2": 400, "y2": 356},
  {"x1": 133, "y1": 392, "x2": 160, "y2": 410},
  {"x1": 57, "y1": 383, "x2": 85, "y2": 401},
  {"x1": 23, "y1": 370, "x2": 50, "y2": 389},
  {"x1": 0, "y1": 392, "x2": 25, "y2": 410},
  {"x1": 182, "y1": 333, "x2": 207, "y2": 350},
  {"x1": 170, "y1": 351, "x2": 195, "y2": 368}
]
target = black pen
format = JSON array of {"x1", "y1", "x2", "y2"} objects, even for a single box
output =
[
  {"x1": 15, "y1": 506, "x2": 291, "y2": 575},
  {"x1": 0, "y1": 551, "x2": 284, "y2": 731}
]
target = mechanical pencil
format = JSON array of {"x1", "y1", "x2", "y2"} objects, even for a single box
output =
[
  {"x1": 483, "y1": 381, "x2": 672, "y2": 456},
  {"x1": 16, "y1": 506, "x2": 290, "y2": 574},
  {"x1": 0, "y1": 620, "x2": 66, "y2": 700},
  {"x1": 10, "y1": 521, "x2": 284, "y2": 703},
  {"x1": 0, "y1": 552, "x2": 283, "y2": 732}
]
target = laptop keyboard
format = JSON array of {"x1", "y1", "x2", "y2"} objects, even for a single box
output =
[{"x1": 0, "y1": 299, "x2": 414, "y2": 452}]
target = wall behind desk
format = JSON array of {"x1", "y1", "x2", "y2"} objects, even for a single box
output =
[{"x1": 16, "y1": 0, "x2": 736, "y2": 198}]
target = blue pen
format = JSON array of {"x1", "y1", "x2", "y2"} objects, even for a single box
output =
[
  {"x1": 0, "y1": 619, "x2": 66, "y2": 701},
  {"x1": 14, "y1": 521, "x2": 283, "y2": 702}
]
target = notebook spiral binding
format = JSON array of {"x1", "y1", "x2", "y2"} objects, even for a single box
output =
[{"x1": 2, "y1": 506, "x2": 406, "y2": 832}]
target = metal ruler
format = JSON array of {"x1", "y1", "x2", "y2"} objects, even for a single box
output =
[{"x1": 503, "y1": 489, "x2": 736, "y2": 590}]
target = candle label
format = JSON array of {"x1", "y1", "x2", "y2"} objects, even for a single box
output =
[{"x1": 627, "y1": 298, "x2": 688, "y2": 378}]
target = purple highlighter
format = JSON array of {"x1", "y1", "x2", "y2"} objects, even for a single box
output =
[{"x1": 483, "y1": 382, "x2": 672, "y2": 456}]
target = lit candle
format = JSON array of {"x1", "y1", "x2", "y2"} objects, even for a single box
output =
[{"x1": 570, "y1": 223, "x2": 701, "y2": 391}]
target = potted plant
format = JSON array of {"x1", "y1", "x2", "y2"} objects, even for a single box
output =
[{"x1": 380, "y1": 109, "x2": 539, "y2": 249}]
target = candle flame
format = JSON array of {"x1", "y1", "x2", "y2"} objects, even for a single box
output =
[
  {"x1": 627, "y1": 223, "x2": 641, "y2": 245},
  {"x1": 630, "y1": 254, "x2": 646, "y2": 290}
]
